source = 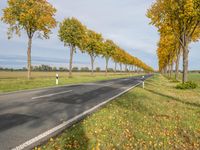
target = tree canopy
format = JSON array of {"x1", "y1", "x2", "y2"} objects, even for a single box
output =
[
  {"x1": 147, "y1": 0, "x2": 200, "y2": 82},
  {"x1": 58, "y1": 17, "x2": 87, "y2": 50},
  {"x1": 2, "y1": 0, "x2": 57, "y2": 39}
]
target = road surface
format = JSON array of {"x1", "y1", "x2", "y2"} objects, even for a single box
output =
[{"x1": 0, "y1": 74, "x2": 152, "y2": 150}]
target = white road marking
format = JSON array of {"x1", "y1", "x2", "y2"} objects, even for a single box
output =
[
  {"x1": 122, "y1": 79, "x2": 129, "y2": 81},
  {"x1": 82, "y1": 83, "x2": 100, "y2": 85},
  {"x1": 83, "y1": 83, "x2": 113, "y2": 87},
  {"x1": 31, "y1": 90, "x2": 72, "y2": 100},
  {"x1": 103, "y1": 83, "x2": 113, "y2": 86},
  {"x1": 120, "y1": 87, "x2": 129, "y2": 90},
  {"x1": 12, "y1": 81, "x2": 142, "y2": 150}
]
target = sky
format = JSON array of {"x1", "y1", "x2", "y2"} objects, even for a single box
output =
[{"x1": 0, "y1": 0, "x2": 199, "y2": 70}]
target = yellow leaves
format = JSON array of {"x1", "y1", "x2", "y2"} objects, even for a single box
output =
[
  {"x1": 59, "y1": 16, "x2": 153, "y2": 72},
  {"x1": 2, "y1": 0, "x2": 57, "y2": 39},
  {"x1": 124, "y1": 128, "x2": 133, "y2": 139},
  {"x1": 50, "y1": 138, "x2": 54, "y2": 142},
  {"x1": 83, "y1": 29, "x2": 103, "y2": 55},
  {"x1": 184, "y1": 0, "x2": 195, "y2": 16},
  {"x1": 148, "y1": 0, "x2": 200, "y2": 72},
  {"x1": 59, "y1": 17, "x2": 86, "y2": 49},
  {"x1": 157, "y1": 29, "x2": 178, "y2": 70},
  {"x1": 92, "y1": 141, "x2": 101, "y2": 150},
  {"x1": 34, "y1": 147, "x2": 41, "y2": 150},
  {"x1": 111, "y1": 47, "x2": 153, "y2": 72}
]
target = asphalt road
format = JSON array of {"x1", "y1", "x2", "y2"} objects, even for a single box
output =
[{"x1": 0, "y1": 74, "x2": 152, "y2": 150}]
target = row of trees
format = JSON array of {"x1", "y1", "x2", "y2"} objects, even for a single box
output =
[
  {"x1": 1, "y1": 0, "x2": 153, "y2": 79},
  {"x1": 147, "y1": 0, "x2": 200, "y2": 83},
  {"x1": 58, "y1": 17, "x2": 154, "y2": 77}
]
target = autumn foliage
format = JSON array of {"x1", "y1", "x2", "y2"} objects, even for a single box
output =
[
  {"x1": 58, "y1": 17, "x2": 153, "y2": 77},
  {"x1": 147, "y1": 0, "x2": 200, "y2": 83}
]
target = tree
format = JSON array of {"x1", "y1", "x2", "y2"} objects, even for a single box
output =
[
  {"x1": 147, "y1": 0, "x2": 200, "y2": 83},
  {"x1": 52, "y1": 66, "x2": 57, "y2": 71},
  {"x1": 112, "y1": 48, "x2": 122, "y2": 72},
  {"x1": 58, "y1": 17, "x2": 87, "y2": 77},
  {"x1": 96, "y1": 67, "x2": 101, "y2": 72},
  {"x1": 107, "y1": 68, "x2": 114, "y2": 72},
  {"x1": 80, "y1": 67, "x2": 89, "y2": 72},
  {"x1": 157, "y1": 32, "x2": 177, "y2": 78},
  {"x1": 59, "y1": 67, "x2": 66, "y2": 72},
  {"x1": 1, "y1": 0, "x2": 57, "y2": 79},
  {"x1": 102, "y1": 40, "x2": 116, "y2": 76},
  {"x1": 72, "y1": 67, "x2": 79, "y2": 72},
  {"x1": 84, "y1": 30, "x2": 103, "y2": 76}
]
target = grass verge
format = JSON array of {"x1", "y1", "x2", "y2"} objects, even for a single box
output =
[{"x1": 38, "y1": 74, "x2": 200, "y2": 150}]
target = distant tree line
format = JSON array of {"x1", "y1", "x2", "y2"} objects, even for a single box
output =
[
  {"x1": 0, "y1": 65, "x2": 105, "y2": 72},
  {"x1": 0, "y1": 65, "x2": 154, "y2": 73}
]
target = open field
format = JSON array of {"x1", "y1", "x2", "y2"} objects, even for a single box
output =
[
  {"x1": 0, "y1": 71, "x2": 132, "y2": 79},
  {"x1": 166, "y1": 73, "x2": 200, "y2": 84},
  {"x1": 186, "y1": 73, "x2": 200, "y2": 84},
  {"x1": 0, "y1": 71, "x2": 139, "y2": 93},
  {"x1": 38, "y1": 73, "x2": 200, "y2": 150}
]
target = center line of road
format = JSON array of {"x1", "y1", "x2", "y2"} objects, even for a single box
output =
[
  {"x1": 122, "y1": 79, "x2": 129, "y2": 81},
  {"x1": 31, "y1": 90, "x2": 72, "y2": 100},
  {"x1": 104, "y1": 83, "x2": 113, "y2": 86},
  {"x1": 83, "y1": 83, "x2": 113, "y2": 86}
]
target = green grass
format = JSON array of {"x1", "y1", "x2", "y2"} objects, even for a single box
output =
[
  {"x1": 167, "y1": 73, "x2": 200, "y2": 84},
  {"x1": 187, "y1": 73, "x2": 200, "y2": 84},
  {"x1": 0, "y1": 71, "x2": 138, "y2": 93},
  {"x1": 38, "y1": 73, "x2": 200, "y2": 150}
]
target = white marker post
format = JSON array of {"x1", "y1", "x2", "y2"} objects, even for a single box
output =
[
  {"x1": 142, "y1": 81, "x2": 145, "y2": 89},
  {"x1": 142, "y1": 76, "x2": 145, "y2": 89},
  {"x1": 56, "y1": 73, "x2": 59, "y2": 85}
]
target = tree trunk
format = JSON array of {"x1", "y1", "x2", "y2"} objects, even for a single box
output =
[
  {"x1": 27, "y1": 37, "x2": 32, "y2": 79},
  {"x1": 170, "y1": 63, "x2": 173, "y2": 78},
  {"x1": 164, "y1": 66, "x2": 167, "y2": 75},
  {"x1": 125, "y1": 64, "x2": 127, "y2": 72},
  {"x1": 169, "y1": 64, "x2": 171, "y2": 78},
  {"x1": 171, "y1": 62, "x2": 174, "y2": 77},
  {"x1": 175, "y1": 52, "x2": 181, "y2": 80},
  {"x1": 105, "y1": 57, "x2": 109, "y2": 76},
  {"x1": 182, "y1": 34, "x2": 189, "y2": 83},
  {"x1": 129, "y1": 65, "x2": 131, "y2": 71},
  {"x1": 182, "y1": 46, "x2": 189, "y2": 83},
  {"x1": 69, "y1": 45, "x2": 74, "y2": 78},
  {"x1": 115, "y1": 62, "x2": 117, "y2": 72},
  {"x1": 120, "y1": 63, "x2": 122, "y2": 72},
  {"x1": 90, "y1": 54, "x2": 94, "y2": 76}
]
